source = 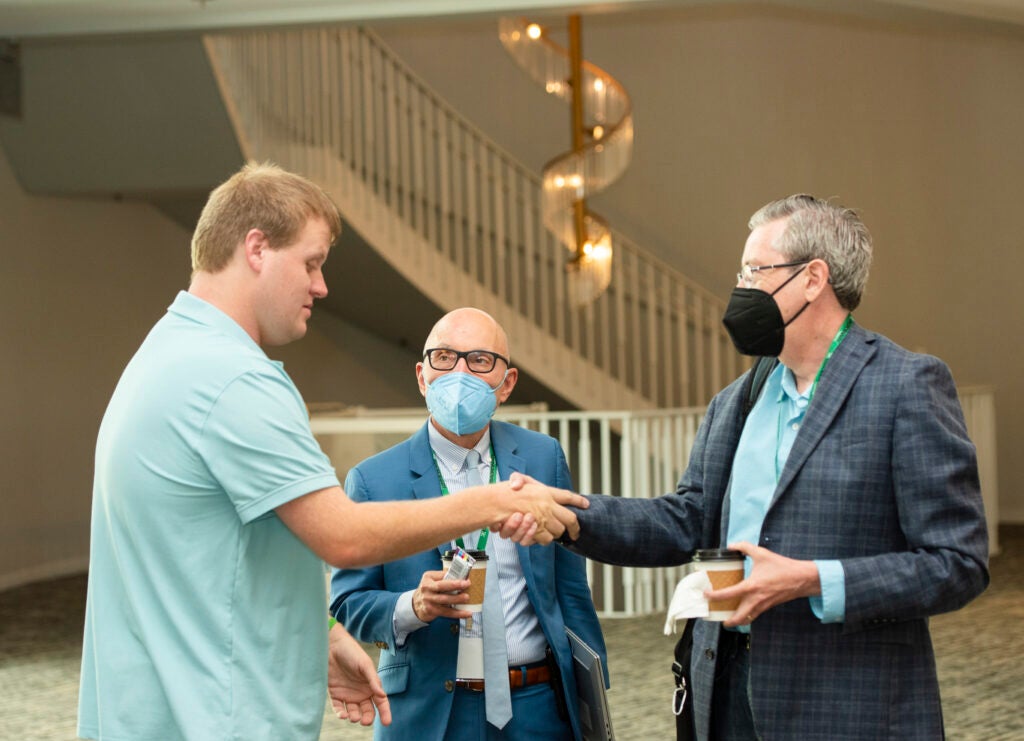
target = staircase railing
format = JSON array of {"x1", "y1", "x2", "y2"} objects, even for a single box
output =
[
  {"x1": 311, "y1": 404, "x2": 707, "y2": 618},
  {"x1": 204, "y1": 27, "x2": 744, "y2": 411}
]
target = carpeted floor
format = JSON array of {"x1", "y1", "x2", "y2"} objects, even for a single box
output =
[{"x1": 2, "y1": 526, "x2": 1021, "y2": 740}]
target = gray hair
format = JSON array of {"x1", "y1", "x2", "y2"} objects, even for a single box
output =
[{"x1": 748, "y1": 194, "x2": 872, "y2": 311}]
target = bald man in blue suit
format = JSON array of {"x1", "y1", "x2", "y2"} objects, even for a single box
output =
[{"x1": 331, "y1": 308, "x2": 607, "y2": 741}]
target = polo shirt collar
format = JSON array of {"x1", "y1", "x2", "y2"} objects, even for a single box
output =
[
  {"x1": 168, "y1": 291, "x2": 265, "y2": 355},
  {"x1": 778, "y1": 362, "x2": 811, "y2": 410}
]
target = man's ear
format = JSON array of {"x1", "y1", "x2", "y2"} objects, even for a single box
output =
[
  {"x1": 415, "y1": 362, "x2": 428, "y2": 397},
  {"x1": 496, "y1": 367, "x2": 518, "y2": 404},
  {"x1": 804, "y1": 258, "x2": 830, "y2": 300},
  {"x1": 243, "y1": 228, "x2": 269, "y2": 273}
]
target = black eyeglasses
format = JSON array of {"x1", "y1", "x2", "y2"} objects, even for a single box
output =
[
  {"x1": 737, "y1": 260, "x2": 809, "y2": 288},
  {"x1": 423, "y1": 348, "x2": 510, "y2": 374}
]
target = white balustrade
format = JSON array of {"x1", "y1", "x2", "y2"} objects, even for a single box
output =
[{"x1": 311, "y1": 385, "x2": 998, "y2": 618}]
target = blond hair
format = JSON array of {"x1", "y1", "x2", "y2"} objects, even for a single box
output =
[{"x1": 191, "y1": 162, "x2": 342, "y2": 274}]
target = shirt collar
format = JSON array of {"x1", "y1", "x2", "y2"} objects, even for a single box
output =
[
  {"x1": 167, "y1": 291, "x2": 266, "y2": 357},
  {"x1": 778, "y1": 363, "x2": 811, "y2": 408},
  {"x1": 426, "y1": 422, "x2": 491, "y2": 475}
]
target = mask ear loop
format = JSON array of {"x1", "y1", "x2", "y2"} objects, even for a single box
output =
[
  {"x1": 487, "y1": 369, "x2": 509, "y2": 392},
  {"x1": 770, "y1": 264, "x2": 811, "y2": 328},
  {"x1": 768, "y1": 263, "x2": 808, "y2": 298}
]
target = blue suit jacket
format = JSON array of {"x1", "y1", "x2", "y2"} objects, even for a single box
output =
[
  {"x1": 569, "y1": 324, "x2": 989, "y2": 740},
  {"x1": 330, "y1": 420, "x2": 608, "y2": 741}
]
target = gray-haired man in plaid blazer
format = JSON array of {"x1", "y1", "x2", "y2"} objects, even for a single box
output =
[{"x1": 558, "y1": 194, "x2": 989, "y2": 740}]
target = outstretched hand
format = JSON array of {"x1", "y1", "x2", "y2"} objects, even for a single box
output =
[
  {"x1": 705, "y1": 541, "x2": 822, "y2": 628},
  {"x1": 494, "y1": 473, "x2": 588, "y2": 546},
  {"x1": 327, "y1": 622, "x2": 391, "y2": 727}
]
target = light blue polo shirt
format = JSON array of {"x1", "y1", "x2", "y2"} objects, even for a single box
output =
[{"x1": 78, "y1": 292, "x2": 340, "y2": 741}]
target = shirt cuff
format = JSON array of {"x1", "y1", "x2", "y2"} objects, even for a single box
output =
[
  {"x1": 809, "y1": 559, "x2": 846, "y2": 623},
  {"x1": 393, "y1": 590, "x2": 429, "y2": 646}
]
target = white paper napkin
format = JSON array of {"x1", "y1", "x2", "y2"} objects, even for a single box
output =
[{"x1": 663, "y1": 570, "x2": 712, "y2": 635}]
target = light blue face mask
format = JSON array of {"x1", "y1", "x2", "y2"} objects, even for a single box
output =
[{"x1": 425, "y1": 371, "x2": 506, "y2": 435}]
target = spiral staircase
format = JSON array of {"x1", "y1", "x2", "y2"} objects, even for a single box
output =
[{"x1": 205, "y1": 26, "x2": 744, "y2": 414}]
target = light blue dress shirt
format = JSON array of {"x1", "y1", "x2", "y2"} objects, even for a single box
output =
[{"x1": 725, "y1": 362, "x2": 846, "y2": 629}]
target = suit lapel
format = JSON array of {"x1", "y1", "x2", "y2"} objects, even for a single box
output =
[
  {"x1": 406, "y1": 423, "x2": 450, "y2": 558},
  {"x1": 772, "y1": 324, "x2": 876, "y2": 502},
  {"x1": 490, "y1": 421, "x2": 525, "y2": 483}
]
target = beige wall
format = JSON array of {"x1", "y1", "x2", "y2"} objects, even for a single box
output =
[
  {"x1": 1, "y1": 147, "x2": 191, "y2": 587},
  {"x1": 0, "y1": 148, "x2": 422, "y2": 589},
  {"x1": 377, "y1": 4, "x2": 1024, "y2": 522}
]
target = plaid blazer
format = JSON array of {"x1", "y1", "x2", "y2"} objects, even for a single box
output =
[{"x1": 573, "y1": 323, "x2": 989, "y2": 740}]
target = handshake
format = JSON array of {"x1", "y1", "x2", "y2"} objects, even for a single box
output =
[{"x1": 489, "y1": 472, "x2": 588, "y2": 546}]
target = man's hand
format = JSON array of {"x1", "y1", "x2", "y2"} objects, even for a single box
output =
[
  {"x1": 327, "y1": 622, "x2": 391, "y2": 726},
  {"x1": 492, "y1": 512, "x2": 538, "y2": 542},
  {"x1": 705, "y1": 541, "x2": 822, "y2": 628},
  {"x1": 496, "y1": 476, "x2": 589, "y2": 546},
  {"x1": 507, "y1": 471, "x2": 538, "y2": 491},
  {"x1": 411, "y1": 570, "x2": 473, "y2": 622}
]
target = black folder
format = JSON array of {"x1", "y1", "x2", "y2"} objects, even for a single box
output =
[{"x1": 566, "y1": 628, "x2": 615, "y2": 741}]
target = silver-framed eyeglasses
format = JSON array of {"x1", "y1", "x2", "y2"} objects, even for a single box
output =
[
  {"x1": 423, "y1": 348, "x2": 509, "y2": 374},
  {"x1": 737, "y1": 260, "x2": 809, "y2": 288}
]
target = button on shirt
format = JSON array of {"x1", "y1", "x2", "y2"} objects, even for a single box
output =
[
  {"x1": 726, "y1": 362, "x2": 846, "y2": 630},
  {"x1": 392, "y1": 425, "x2": 548, "y2": 665}
]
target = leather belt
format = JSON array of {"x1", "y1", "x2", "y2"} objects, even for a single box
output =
[{"x1": 455, "y1": 660, "x2": 551, "y2": 692}]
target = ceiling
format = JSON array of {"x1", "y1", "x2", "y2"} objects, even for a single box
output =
[{"x1": 2, "y1": 0, "x2": 1024, "y2": 39}]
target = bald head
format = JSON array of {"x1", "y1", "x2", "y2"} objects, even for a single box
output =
[
  {"x1": 417, "y1": 308, "x2": 518, "y2": 444},
  {"x1": 423, "y1": 308, "x2": 511, "y2": 360}
]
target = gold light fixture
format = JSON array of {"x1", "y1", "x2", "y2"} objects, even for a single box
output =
[{"x1": 500, "y1": 15, "x2": 633, "y2": 307}]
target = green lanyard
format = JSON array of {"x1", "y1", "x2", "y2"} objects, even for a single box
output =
[
  {"x1": 807, "y1": 313, "x2": 854, "y2": 403},
  {"x1": 775, "y1": 314, "x2": 853, "y2": 480},
  {"x1": 431, "y1": 445, "x2": 498, "y2": 551}
]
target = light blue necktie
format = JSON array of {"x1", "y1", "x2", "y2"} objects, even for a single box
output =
[{"x1": 465, "y1": 449, "x2": 513, "y2": 729}]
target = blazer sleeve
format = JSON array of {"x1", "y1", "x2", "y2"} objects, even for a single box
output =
[
  {"x1": 568, "y1": 395, "x2": 720, "y2": 567},
  {"x1": 841, "y1": 353, "x2": 989, "y2": 623},
  {"x1": 329, "y1": 466, "x2": 403, "y2": 645}
]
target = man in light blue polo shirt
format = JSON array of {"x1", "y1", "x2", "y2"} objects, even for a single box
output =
[{"x1": 77, "y1": 163, "x2": 588, "y2": 741}]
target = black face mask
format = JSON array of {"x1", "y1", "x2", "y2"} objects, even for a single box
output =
[{"x1": 722, "y1": 267, "x2": 809, "y2": 357}]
